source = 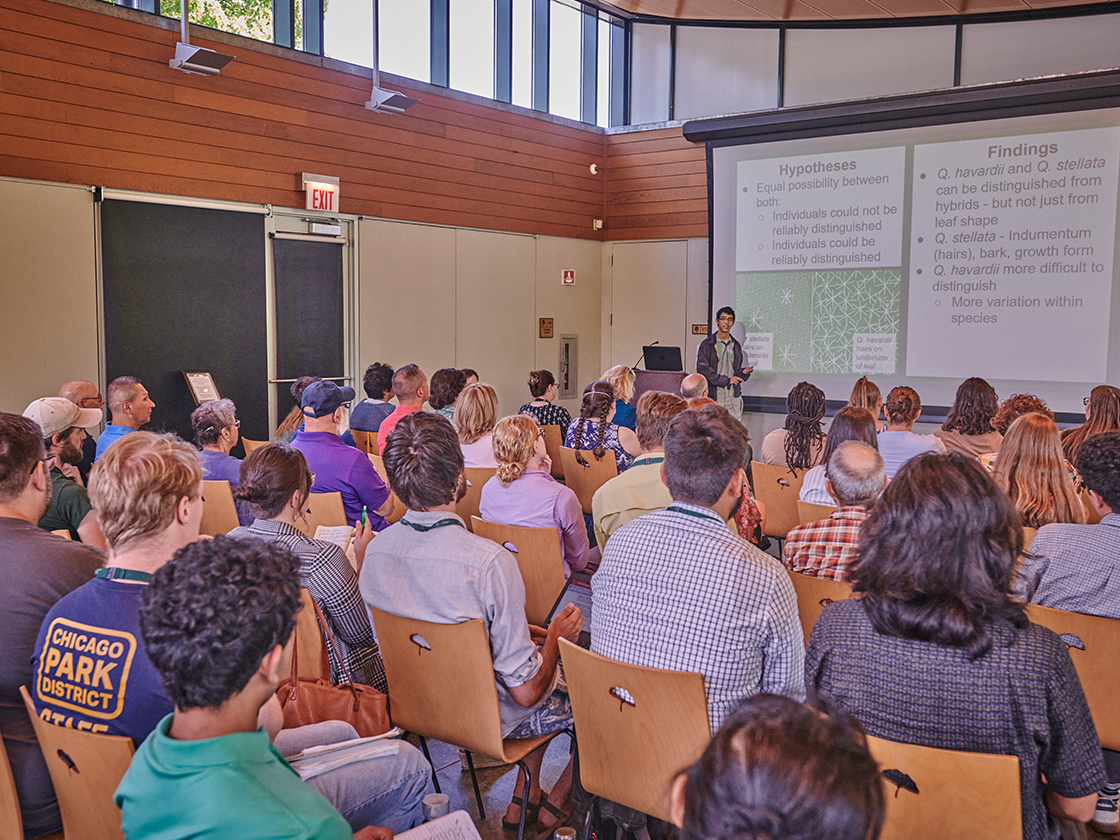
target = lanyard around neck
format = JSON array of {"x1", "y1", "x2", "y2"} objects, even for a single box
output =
[
  {"x1": 400, "y1": 518, "x2": 464, "y2": 532},
  {"x1": 95, "y1": 567, "x2": 152, "y2": 583}
]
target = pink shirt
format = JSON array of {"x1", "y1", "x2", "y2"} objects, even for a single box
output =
[{"x1": 376, "y1": 405, "x2": 420, "y2": 455}]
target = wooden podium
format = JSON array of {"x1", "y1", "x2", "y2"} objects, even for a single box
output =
[{"x1": 632, "y1": 369, "x2": 687, "y2": 404}]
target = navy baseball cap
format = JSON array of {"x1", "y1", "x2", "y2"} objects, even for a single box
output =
[{"x1": 301, "y1": 381, "x2": 355, "y2": 418}]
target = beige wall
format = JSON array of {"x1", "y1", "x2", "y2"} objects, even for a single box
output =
[{"x1": 0, "y1": 178, "x2": 100, "y2": 416}]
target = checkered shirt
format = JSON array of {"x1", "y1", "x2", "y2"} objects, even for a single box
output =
[
  {"x1": 591, "y1": 502, "x2": 805, "y2": 731},
  {"x1": 782, "y1": 507, "x2": 868, "y2": 582},
  {"x1": 1015, "y1": 513, "x2": 1120, "y2": 616}
]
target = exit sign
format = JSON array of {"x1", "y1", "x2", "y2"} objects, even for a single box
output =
[{"x1": 302, "y1": 172, "x2": 340, "y2": 212}]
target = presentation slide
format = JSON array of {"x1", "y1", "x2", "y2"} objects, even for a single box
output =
[{"x1": 710, "y1": 109, "x2": 1120, "y2": 414}]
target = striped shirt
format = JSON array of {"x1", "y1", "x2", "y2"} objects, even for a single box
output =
[{"x1": 782, "y1": 507, "x2": 867, "y2": 581}]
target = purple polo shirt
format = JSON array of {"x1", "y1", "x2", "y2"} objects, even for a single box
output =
[
  {"x1": 291, "y1": 430, "x2": 389, "y2": 530},
  {"x1": 479, "y1": 470, "x2": 589, "y2": 576}
]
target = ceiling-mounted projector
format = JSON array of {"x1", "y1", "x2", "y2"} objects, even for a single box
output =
[
  {"x1": 170, "y1": 42, "x2": 234, "y2": 76},
  {"x1": 365, "y1": 85, "x2": 419, "y2": 115}
]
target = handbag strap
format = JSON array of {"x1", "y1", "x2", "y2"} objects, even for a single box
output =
[{"x1": 309, "y1": 597, "x2": 361, "y2": 699}]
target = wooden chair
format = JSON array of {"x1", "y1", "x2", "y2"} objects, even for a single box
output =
[
  {"x1": 366, "y1": 454, "x2": 406, "y2": 524},
  {"x1": 471, "y1": 519, "x2": 566, "y2": 626},
  {"x1": 866, "y1": 733, "x2": 1021, "y2": 840},
  {"x1": 295, "y1": 588, "x2": 329, "y2": 680},
  {"x1": 540, "y1": 425, "x2": 565, "y2": 480},
  {"x1": 751, "y1": 462, "x2": 806, "y2": 541},
  {"x1": 1022, "y1": 526, "x2": 1038, "y2": 550},
  {"x1": 368, "y1": 608, "x2": 569, "y2": 840},
  {"x1": 199, "y1": 479, "x2": 240, "y2": 536},
  {"x1": 796, "y1": 500, "x2": 836, "y2": 525},
  {"x1": 0, "y1": 723, "x2": 65, "y2": 840},
  {"x1": 1025, "y1": 603, "x2": 1120, "y2": 750},
  {"x1": 558, "y1": 639, "x2": 710, "y2": 824},
  {"x1": 19, "y1": 686, "x2": 134, "y2": 840},
  {"x1": 455, "y1": 468, "x2": 496, "y2": 533},
  {"x1": 51, "y1": 529, "x2": 72, "y2": 540},
  {"x1": 351, "y1": 429, "x2": 378, "y2": 454},
  {"x1": 786, "y1": 569, "x2": 854, "y2": 645},
  {"x1": 296, "y1": 491, "x2": 347, "y2": 536},
  {"x1": 241, "y1": 437, "x2": 269, "y2": 453},
  {"x1": 559, "y1": 447, "x2": 618, "y2": 515}
]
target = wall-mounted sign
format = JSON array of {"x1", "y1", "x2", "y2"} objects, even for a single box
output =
[
  {"x1": 562, "y1": 269, "x2": 575, "y2": 286},
  {"x1": 692, "y1": 324, "x2": 709, "y2": 335},
  {"x1": 540, "y1": 318, "x2": 554, "y2": 338},
  {"x1": 301, "y1": 172, "x2": 340, "y2": 212}
]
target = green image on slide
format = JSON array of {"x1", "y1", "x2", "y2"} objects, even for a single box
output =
[{"x1": 737, "y1": 269, "x2": 901, "y2": 375}]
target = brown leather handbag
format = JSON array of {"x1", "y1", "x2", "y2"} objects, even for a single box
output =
[{"x1": 276, "y1": 596, "x2": 391, "y2": 737}]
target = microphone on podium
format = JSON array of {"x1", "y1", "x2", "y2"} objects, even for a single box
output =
[{"x1": 634, "y1": 341, "x2": 659, "y2": 370}]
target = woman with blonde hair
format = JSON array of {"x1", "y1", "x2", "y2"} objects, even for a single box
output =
[
  {"x1": 994, "y1": 412, "x2": 1086, "y2": 528},
  {"x1": 601, "y1": 365, "x2": 637, "y2": 431},
  {"x1": 848, "y1": 376, "x2": 885, "y2": 432},
  {"x1": 1061, "y1": 384, "x2": 1120, "y2": 463},
  {"x1": 480, "y1": 415, "x2": 594, "y2": 576},
  {"x1": 564, "y1": 382, "x2": 642, "y2": 472},
  {"x1": 456, "y1": 382, "x2": 500, "y2": 467}
]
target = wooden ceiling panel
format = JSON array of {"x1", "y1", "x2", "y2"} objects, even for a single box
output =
[
  {"x1": 867, "y1": 0, "x2": 961, "y2": 15},
  {"x1": 601, "y1": 0, "x2": 1112, "y2": 18}
]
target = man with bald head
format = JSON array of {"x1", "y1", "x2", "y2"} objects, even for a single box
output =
[
  {"x1": 58, "y1": 380, "x2": 103, "y2": 480},
  {"x1": 782, "y1": 440, "x2": 886, "y2": 581},
  {"x1": 94, "y1": 376, "x2": 155, "y2": 461},
  {"x1": 680, "y1": 373, "x2": 708, "y2": 400},
  {"x1": 376, "y1": 364, "x2": 428, "y2": 456}
]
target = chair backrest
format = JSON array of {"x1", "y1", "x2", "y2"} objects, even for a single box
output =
[
  {"x1": 0, "y1": 725, "x2": 25, "y2": 840},
  {"x1": 295, "y1": 588, "x2": 329, "y2": 681},
  {"x1": 19, "y1": 686, "x2": 135, "y2": 840},
  {"x1": 1025, "y1": 603, "x2": 1120, "y2": 751},
  {"x1": 471, "y1": 519, "x2": 566, "y2": 626},
  {"x1": 241, "y1": 437, "x2": 269, "y2": 453},
  {"x1": 558, "y1": 639, "x2": 710, "y2": 823},
  {"x1": 366, "y1": 453, "x2": 406, "y2": 524},
  {"x1": 351, "y1": 429, "x2": 378, "y2": 454},
  {"x1": 540, "y1": 425, "x2": 565, "y2": 480},
  {"x1": 199, "y1": 479, "x2": 240, "y2": 536},
  {"x1": 455, "y1": 468, "x2": 496, "y2": 533},
  {"x1": 296, "y1": 491, "x2": 347, "y2": 536},
  {"x1": 797, "y1": 500, "x2": 836, "y2": 525},
  {"x1": 51, "y1": 529, "x2": 72, "y2": 540},
  {"x1": 1021, "y1": 526, "x2": 1038, "y2": 549},
  {"x1": 786, "y1": 569, "x2": 854, "y2": 644},
  {"x1": 866, "y1": 733, "x2": 1021, "y2": 840},
  {"x1": 368, "y1": 608, "x2": 507, "y2": 760},
  {"x1": 751, "y1": 462, "x2": 807, "y2": 539},
  {"x1": 559, "y1": 447, "x2": 618, "y2": 515}
]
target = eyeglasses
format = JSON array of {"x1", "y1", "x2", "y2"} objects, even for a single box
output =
[
  {"x1": 538, "y1": 428, "x2": 546, "y2": 439},
  {"x1": 32, "y1": 455, "x2": 53, "y2": 475},
  {"x1": 1084, "y1": 397, "x2": 1091, "y2": 406},
  {"x1": 716, "y1": 316, "x2": 734, "y2": 323}
]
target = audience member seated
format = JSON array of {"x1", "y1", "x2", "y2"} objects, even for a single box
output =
[
  {"x1": 807, "y1": 452, "x2": 1104, "y2": 840},
  {"x1": 671, "y1": 695, "x2": 884, "y2": 840},
  {"x1": 115, "y1": 536, "x2": 427, "y2": 839},
  {"x1": 760, "y1": 382, "x2": 826, "y2": 471},
  {"x1": 993, "y1": 413, "x2": 1085, "y2": 530},
  {"x1": 1061, "y1": 385, "x2": 1120, "y2": 464},
  {"x1": 190, "y1": 398, "x2": 252, "y2": 527},
  {"x1": 520, "y1": 369, "x2": 573, "y2": 430},
  {"x1": 679, "y1": 373, "x2": 708, "y2": 400},
  {"x1": 293, "y1": 380, "x2": 393, "y2": 531},
  {"x1": 0, "y1": 413, "x2": 103, "y2": 837},
  {"x1": 565, "y1": 382, "x2": 641, "y2": 472},
  {"x1": 783, "y1": 441, "x2": 886, "y2": 581},
  {"x1": 876, "y1": 385, "x2": 943, "y2": 478},
  {"x1": 461, "y1": 368, "x2": 479, "y2": 386},
  {"x1": 593, "y1": 405, "x2": 805, "y2": 732},
  {"x1": 57, "y1": 379, "x2": 103, "y2": 482},
  {"x1": 480, "y1": 415, "x2": 594, "y2": 577},
  {"x1": 230, "y1": 443, "x2": 386, "y2": 692},
  {"x1": 344, "y1": 362, "x2": 395, "y2": 447},
  {"x1": 428, "y1": 368, "x2": 467, "y2": 424},
  {"x1": 591, "y1": 390, "x2": 688, "y2": 547},
  {"x1": 31, "y1": 431, "x2": 426, "y2": 833},
  {"x1": 377, "y1": 364, "x2": 427, "y2": 455},
  {"x1": 457, "y1": 382, "x2": 501, "y2": 468},
  {"x1": 992, "y1": 392, "x2": 1053, "y2": 436},
  {"x1": 799, "y1": 407, "x2": 878, "y2": 505},
  {"x1": 276, "y1": 376, "x2": 319, "y2": 445},
  {"x1": 848, "y1": 375, "x2": 885, "y2": 432},
  {"x1": 601, "y1": 365, "x2": 637, "y2": 431},
  {"x1": 361, "y1": 412, "x2": 581, "y2": 830},
  {"x1": 934, "y1": 377, "x2": 1003, "y2": 458},
  {"x1": 94, "y1": 375, "x2": 155, "y2": 460},
  {"x1": 22, "y1": 397, "x2": 107, "y2": 548}
]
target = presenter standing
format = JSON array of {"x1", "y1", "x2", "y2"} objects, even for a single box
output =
[{"x1": 697, "y1": 306, "x2": 754, "y2": 422}]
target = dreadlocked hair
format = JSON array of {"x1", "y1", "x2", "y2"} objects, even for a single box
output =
[
  {"x1": 575, "y1": 383, "x2": 614, "y2": 467},
  {"x1": 783, "y1": 382, "x2": 826, "y2": 472}
]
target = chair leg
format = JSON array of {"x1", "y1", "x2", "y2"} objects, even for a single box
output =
[
  {"x1": 514, "y1": 759, "x2": 534, "y2": 840},
  {"x1": 581, "y1": 795, "x2": 599, "y2": 840},
  {"x1": 464, "y1": 750, "x2": 485, "y2": 820},
  {"x1": 416, "y1": 735, "x2": 441, "y2": 794}
]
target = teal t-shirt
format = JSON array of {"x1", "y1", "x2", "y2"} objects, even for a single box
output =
[{"x1": 115, "y1": 714, "x2": 351, "y2": 840}]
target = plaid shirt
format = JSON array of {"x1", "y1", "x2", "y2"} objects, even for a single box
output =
[
  {"x1": 1015, "y1": 513, "x2": 1120, "y2": 616},
  {"x1": 592, "y1": 502, "x2": 805, "y2": 731},
  {"x1": 782, "y1": 507, "x2": 867, "y2": 582}
]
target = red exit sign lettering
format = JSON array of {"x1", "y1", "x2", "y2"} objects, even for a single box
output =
[{"x1": 301, "y1": 173, "x2": 340, "y2": 213}]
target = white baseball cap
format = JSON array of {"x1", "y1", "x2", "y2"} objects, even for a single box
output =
[{"x1": 23, "y1": 397, "x2": 104, "y2": 439}]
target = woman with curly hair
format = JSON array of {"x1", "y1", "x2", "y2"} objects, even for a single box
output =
[
  {"x1": 848, "y1": 376, "x2": 885, "y2": 432},
  {"x1": 456, "y1": 382, "x2": 500, "y2": 468},
  {"x1": 991, "y1": 393, "x2": 1053, "y2": 436},
  {"x1": 935, "y1": 377, "x2": 1003, "y2": 458},
  {"x1": 519, "y1": 369, "x2": 572, "y2": 430},
  {"x1": 994, "y1": 413, "x2": 1086, "y2": 529},
  {"x1": 1061, "y1": 384, "x2": 1120, "y2": 463},
  {"x1": 760, "y1": 382, "x2": 826, "y2": 471},
  {"x1": 428, "y1": 368, "x2": 467, "y2": 424},
  {"x1": 876, "y1": 385, "x2": 943, "y2": 478},
  {"x1": 601, "y1": 365, "x2": 637, "y2": 431},
  {"x1": 564, "y1": 382, "x2": 641, "y2": 472},
  {"x1": 480, "y1": 415, "x2": 594, "y2": 576}
]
